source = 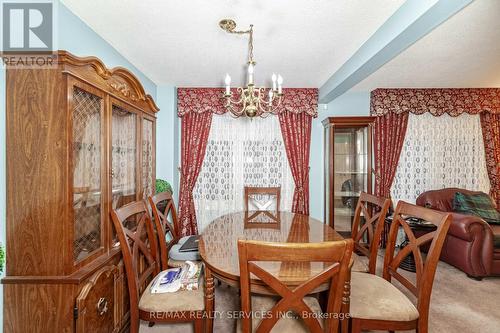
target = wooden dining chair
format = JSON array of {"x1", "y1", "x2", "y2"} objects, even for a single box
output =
[
  {"x1": 350, "y1": 192, "x2": 391, "y2": 274},
  {"x1": 148, "y1": 191, "x2": 196, "y2": 270},
  {"x1": 111, "y1": 200, "x2": 204, "y2": 333},
  {"x1": 244, "y1": 186, "x2": 281, "y2": 223},
  {"x1": 237, "y1": 239, "x2": 354, "y2": 333},
  {"x1": 349, "y1": 201, "x2": 452, "y2": 333}
]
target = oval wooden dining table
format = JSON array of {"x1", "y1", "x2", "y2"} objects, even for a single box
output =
[{"x1": 199, "y1": 211, "x2": 346, "y2": 333}]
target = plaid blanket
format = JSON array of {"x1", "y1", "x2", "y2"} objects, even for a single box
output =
[{"x1": 453, "y1": 192, "x2": 500, "y2": 225}]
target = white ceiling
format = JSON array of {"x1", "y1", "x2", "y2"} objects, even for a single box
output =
[
  {"x1": 61, "y1": 0, "x2": 404, "y2": 88},
  {"x1": 353, "y1": 0, "x2": 500, "y2": 91}
]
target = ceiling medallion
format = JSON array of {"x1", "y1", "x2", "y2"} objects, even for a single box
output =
[
  {"x1": 219, "y1": 19, "x2": 283, "y2": 118},
  {"x1": 219, "y1": 19, "x2": 237, "y2": 32}
]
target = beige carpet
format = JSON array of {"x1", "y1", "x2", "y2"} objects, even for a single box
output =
[{"x1": 140, "y1": 260, "x2": 500, "y2": 333}]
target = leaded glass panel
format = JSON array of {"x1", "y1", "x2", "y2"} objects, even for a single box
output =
[{"x1": 72, "y1": 87, "x2": 102, "y2": 261}]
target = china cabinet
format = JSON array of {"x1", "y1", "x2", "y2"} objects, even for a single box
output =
[
  {"x1": 3, "y1": 51, "x2": 158, "y2": 333},
  {"x1": 323, "y1": 117, "x2": 375, "y2": 233}
]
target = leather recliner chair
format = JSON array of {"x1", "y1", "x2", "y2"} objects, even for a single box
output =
[{"x1": 416, "y1": 188, "x2": 500, "y2": 280}]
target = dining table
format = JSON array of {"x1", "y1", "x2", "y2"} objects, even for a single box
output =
[{"x1": 199, "y1": 210, "x2": 349, "y2": 333}]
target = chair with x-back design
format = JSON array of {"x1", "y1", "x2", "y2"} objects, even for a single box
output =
[
  {"x1": 349, "y1": 201, "x2": 451, "y2": 333},
  {"x1": 237, "y1": 239, "x2": 354, "y2": 333},
  {"x1": 149, "y1": 191, "x2": 195, "y2": 270},
  {"x1": 244, "y1": 186, "x2": 281, "y2": 225},
  {"x1": 111, "y1": 200, "x2": 204, "y2": 333},
  {"x1": 350, "y1": 192, "x2": 391, "y2": 274}
]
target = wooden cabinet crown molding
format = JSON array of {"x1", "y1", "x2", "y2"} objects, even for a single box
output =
[
  {"x1": 57, "y1": 50, "x2": 159, "y2": 114},
  {"x1": 322, "y1": 116, "x2": 376, "y2": 127}
]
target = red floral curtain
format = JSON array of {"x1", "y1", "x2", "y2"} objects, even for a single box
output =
[
  {"x1": 373, "y1": 112, "x2": 409, "y2": 198},
  {"x1": 278, "y1": 111, "x2": 312, "y2": 215},
  {"x1": 480, "y1": 112, "x2": 500, "y2": 209},
  {"x1": 177, "y1": 111, "x2": 213, "y2": 236}
]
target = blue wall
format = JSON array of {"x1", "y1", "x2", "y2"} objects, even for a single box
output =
[
  {"x1": 58, "y1": 4, "x2": 156, "y2": 97},
  {"x1": 173, "y1": 92, "x2": 180, "y2": 199},
  {"x1": 156, "y1": 86, "x2": 179, "y2": 197},
  {"x1": 309, "y1": 91, "x2": 371, "y2": 220}
]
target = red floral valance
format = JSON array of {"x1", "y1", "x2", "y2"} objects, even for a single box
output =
[
  {"x1": 371, "y1": 88, "x2": 500, "y2": 116},
  {"x1": 177, "y1": 87, "x2": 318, "y2": 117}
]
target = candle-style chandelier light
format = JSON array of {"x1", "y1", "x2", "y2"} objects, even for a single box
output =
[{"x1": 220, "y1": 19, "x2": 283, "y2": 118}]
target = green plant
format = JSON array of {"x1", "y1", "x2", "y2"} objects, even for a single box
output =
[
  {"x1": 155, "y1": 179, "x2": 173, "y2": 194},
  {"x1": 0, "y1": 243, "x2": 5, "y2": 273}
]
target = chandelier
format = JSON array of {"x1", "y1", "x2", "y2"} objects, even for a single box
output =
[{"x1": 219, "y1": 19, "x2": 283, "y2": 118}]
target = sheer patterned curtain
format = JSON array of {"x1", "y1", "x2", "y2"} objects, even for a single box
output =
[
  {"x1": 391, "y1": 113, "x2": 490, "y2": 203},
  {"x1": 194, "y1": 113, "x2": 294, "y2": 231}
]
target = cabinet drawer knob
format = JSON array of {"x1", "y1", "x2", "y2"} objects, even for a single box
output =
[{"x1": 97, "y1": 297, "x2": 108, "y2": 316}]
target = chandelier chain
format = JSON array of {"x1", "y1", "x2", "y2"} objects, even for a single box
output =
[
  {"x1": 248, "y1": 25, "x2": 254, "y2": 64},
  {"x1": 219, "y1": 19, "x2": 283, "y2": 118}
]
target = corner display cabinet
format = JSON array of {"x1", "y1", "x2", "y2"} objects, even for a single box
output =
[
  {"x1": 323, "y1": 117, "x2": 375, "y2": 235},
  {"x1": 3, "y1": 51, "x2": 159, "y2": 333}
]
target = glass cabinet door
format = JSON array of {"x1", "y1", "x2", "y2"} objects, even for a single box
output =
[
  {"x1": 111, "y1": 104, "x2": 137, "y2": 210},
  {"x1": 333, "y1": 126, "x2": 369, "y2": 234},
  {"x1": 72, "y1": 87, "x2": 103, "y2": 261},
  {"x1": 142, "y1": 118, "x2": 154, "y2": 199}
]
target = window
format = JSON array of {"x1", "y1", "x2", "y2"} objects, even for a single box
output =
[
  {"x1": 193, "y1": 114, "x2": 294, "y2": 231},
  {"x1": 391, "y1": 113, "x2": 490, "y2": 203}
]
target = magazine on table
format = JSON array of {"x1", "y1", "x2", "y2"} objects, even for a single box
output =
[{"x1": 150, "y1": 261, "x2": 203, "y2": 293}]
